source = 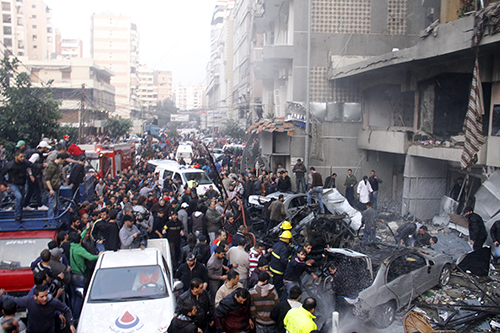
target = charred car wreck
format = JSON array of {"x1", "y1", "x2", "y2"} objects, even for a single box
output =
[{"x1": 246, "y1": 189, "x2": 456, "y2": 330}]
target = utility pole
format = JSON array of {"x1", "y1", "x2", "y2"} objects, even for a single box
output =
[
  {"x1": 79, "y1": 83, "x2": 85, "y2": 144},
  {"x1": 305, "y1": 0, "x2": 312, "y2": 168}
]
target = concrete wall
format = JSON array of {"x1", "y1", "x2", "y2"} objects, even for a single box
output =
[{"x1": 402, "y1": 155, "x2": 447, "y2": 220}]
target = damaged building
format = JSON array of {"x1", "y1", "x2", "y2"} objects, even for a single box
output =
[{"x1": 243, "y1": 0, "x2": 500, "y2": 221}]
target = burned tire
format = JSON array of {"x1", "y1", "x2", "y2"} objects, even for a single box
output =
[
  {"x1": 439, "y1": 264, "x2": 451, "y2": 287},
  {"x1": 373, "y1": 300, "x2": 396, "y2": 329}
]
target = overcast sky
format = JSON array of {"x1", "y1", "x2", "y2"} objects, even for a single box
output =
[{"x1": 44, "y1": 0, "x2": 216, "y2": 87}]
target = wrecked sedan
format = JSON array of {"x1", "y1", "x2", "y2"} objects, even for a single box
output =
[
  {"x1": 248, "y1": 192, "x2": 316, "y2": 220},
  {"x1": 313, "y1": 244, "x2": 454, "y2": 328}
]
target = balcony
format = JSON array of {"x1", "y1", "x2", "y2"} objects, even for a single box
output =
[
  {"x1": 262, "y1": 44, "x2": 293, "y2": 60},
  {"x1": 358, "y1": 129, "x2": 409, "y2": 154}
]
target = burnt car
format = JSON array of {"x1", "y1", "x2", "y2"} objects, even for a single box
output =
[
  {"x1": 308, "y1": 244, "x2": 454, "y2": 328},
  {"x1": 248, "y1": 192, "x2": 316, "y2": 220}
]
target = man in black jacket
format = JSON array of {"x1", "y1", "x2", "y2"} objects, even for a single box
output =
[
  {"x1": 215, "y1": 288, "x2": 253, "y2": 333},
  {"x1": 103, "y1": 208, "x2": 121, "y2": 251},
  {"x1": 464, "y1": 206, "x2": 487, "y2": 251},
  {"x1": 69, "y1": 155, "x2": 86, "y2": 195},
  {"x1": 270, "y1": 286, "x2": 302, "y2": 333},
  {"x1": 0, "y1": 150, "x2": 36, "y2": 221},
  {"x1": 168, "y1": 301, "x2": 200, "y2": 333},
  {"x1": 277, "y1": 171, "x2": 292, "y2": 193},
  {"x1": 175, "y1": 253, "x2": 209, "y2": 292},
  {"x1": 175, "y1": 278, "x2": 214, "y2": 331}
]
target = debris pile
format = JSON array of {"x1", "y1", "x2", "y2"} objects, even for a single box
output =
[{"x1": 409, "y1": 271, "x2": 500, "y2": 332}]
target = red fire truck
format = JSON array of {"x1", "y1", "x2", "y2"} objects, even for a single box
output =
[{"x1": 80, "y1": 143, "x2": 134, "y2": 178}]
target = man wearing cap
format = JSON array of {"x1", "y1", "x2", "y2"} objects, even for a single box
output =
[
  {"x1": 292, "y1": 159, "x2": 307, "y2": 193},
  {"x1": 120, "y1": 215, "x2": 146, "y2": 250},
  {"x1": 15, "y1": 140, "x2": 26, "y2": 152},
  {"x1": 269, "y1": 230, "x2": 293, "y2": 297},
  {"x1": 44, "y1": 153, "x2": 66, "y2": 219},
  {"x1": 175, "y1": 253, "x2": 209, "y2": 293},
  {"x1": 0, "y1": 150, "x2": 36, "y2": 221},
  {"x1": 24, "y1": 141, "x2": 50, "y2": 211}
]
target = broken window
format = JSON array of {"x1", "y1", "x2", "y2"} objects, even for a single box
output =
[
  {"x1": 327, "y1": 102, "x2": 363, "y2": 123},
  {"x1": 419, "y1": 74, "x2": 472, "y2": 137},
  {"x1": 387, "y1": 253, "x2": 426, "y2": 283},
  {"x1": 363, "y1": 84, "x2": 414, "y2": 128}
]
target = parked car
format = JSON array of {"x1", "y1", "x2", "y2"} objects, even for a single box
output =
[
  {"x1": 316, "y1": 244, "x2": 453, "y2": 328},
  {"x1": 77, "y1": 239, "x2": 182, "y2": 333}
]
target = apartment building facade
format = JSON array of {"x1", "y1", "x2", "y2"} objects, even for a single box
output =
[
  {"x1": 174, "y1": 83, "x2": 206, "y2": 111},
  {"x1": 206, "y1": 0, "x2": 235, "y2": 125},
  {"x1": 157, "y1": 70, "x2": 172, "y2": 102},
  {"x1": 0, "y1": 0, "x2": 55, "y2": 59},
  {"x1": 22, "y1": 57, "x2": 115, "y2": 134},
  {"x1": 91, "y1": 13, "x2": 139, "y2": 119}
]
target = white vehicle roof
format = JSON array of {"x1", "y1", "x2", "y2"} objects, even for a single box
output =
[
  {"x1": 326, "y1": 248, "x2": 368, "y2": 258},
  {"x1": 148, "y1": 159, "x2": 179, "y2": 167},
  {"x1": 98, "y1": 248, "x2": 159, "y2": 269}
]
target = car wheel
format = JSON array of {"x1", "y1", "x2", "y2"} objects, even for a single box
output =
[
  {"x1": 439, "y1": 264, "x2": 451, "y2": 287},
  {"x1": 373, "y1": 301, "x2": 396, "y2": 329}
]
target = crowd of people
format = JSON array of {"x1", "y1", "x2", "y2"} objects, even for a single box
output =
[
  {"x1": 0, "y1": 135, "x2": 327, "y2": 333},
  {"x1": 1, "y1": 132, "x2": 496, "y2": 333}
]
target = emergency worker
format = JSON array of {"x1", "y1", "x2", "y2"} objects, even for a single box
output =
[{"x1": 269, "y1": 230, "x2": 292, "y2": 296}]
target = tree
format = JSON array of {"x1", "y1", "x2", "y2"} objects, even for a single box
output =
[
  {"x1": 104, "y1": 116, "x2": 133, "y2": 138},
  {"x1": 0, "y1": 56, "x2": 61, "y2": 152},
  {"x1": 221, "y1": 118, "x2": 246, "y2": 140},
  {"x1": 168, "y1": 122, "x2": 179, "y2": 138},
  {"x1": 153, "y1": 98, "x2": 178, "y2": 127}
]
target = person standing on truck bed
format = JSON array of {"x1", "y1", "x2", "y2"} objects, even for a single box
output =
[
  {"x1": 0, "y1": 150, "x2": 40, "y2": 221},
  {"x1": 23, "y1": 140, "x2": 51, "y2": 211},
  {"x1": 44, "y1": 153, "x2": 66, "y2": 219}
]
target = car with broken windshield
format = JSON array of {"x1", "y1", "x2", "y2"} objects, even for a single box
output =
[{"x1": 306, "y1": 243, "x2": 453, "y2": 328}]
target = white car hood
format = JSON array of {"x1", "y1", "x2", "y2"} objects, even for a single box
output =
[{"x1": 77, "y1": 297, "x2": 175, "y2": 333}]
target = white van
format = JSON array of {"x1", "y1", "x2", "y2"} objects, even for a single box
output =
[
  {"x1": 175, "y1": 145, "x2": 193, "y2": 164},
  {"x1": 149, "y1": 160, "x2": 219, "y2": 197},
  {"x1": 77, "y1": 239, "x2": 182, "y2": 333}
]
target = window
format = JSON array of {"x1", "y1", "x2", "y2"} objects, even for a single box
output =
[
  {"x1": 2, "y1": 2, "x2": 10, "y2": 11},
  {"x1": 33, "y1": 45, "x2": 37, "y2": 48},
  {"x1": 387, "y1": 254, "x2": 426, "y2": 283},
  {"x1": 491, "y1": 105, "x2": 500, "y2": 136},
  {"x1": 3, "y1": 38, "x2": 11, "y2": 47},
  {"x1": 162, "y1": 170, "x2": 173, "y2": 180},
  {"x1": 32, "y1": 24, "x2": 36, "y2": 28},
  {"x1": 62, "y1": 71, "x2": 70, "y2": 79},
  {"x1": 31, "y1": 14, "x2": 36, "y2": 18},
  {"x1": 2, "y1": 14, "x2": 10, "y2": 23},
  {"x1": 3, "y1": 26, "x2": 11, "y2": 35},
  {"x1": 47, "y1": 27, "x2": 52, "y2": 33},
  {"x1": 32, "y1": 35, "x2": 37, "y2": 40},
  {"x1": 31, "y1": 4, "x2": 35, "y2": 8}
]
